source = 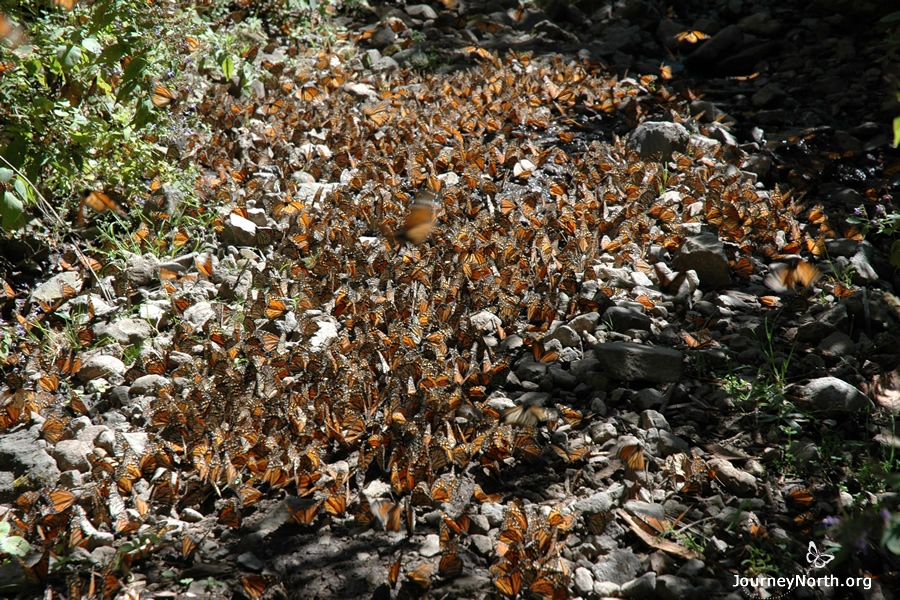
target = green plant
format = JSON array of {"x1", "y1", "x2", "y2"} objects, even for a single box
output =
[
  {"x1": 0, "y1": 520, "x2": 31, "y2": 559},
  {"x1": 847, "y1": 204, "x2": 900, "y2": 267},
  {"x1": 0, "y1": 0, "x2": 198, "y2": 231}
]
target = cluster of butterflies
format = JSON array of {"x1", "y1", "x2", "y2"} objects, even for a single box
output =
[{"x1": 0, "y1": 29, "x2": 856, "y2": 599}]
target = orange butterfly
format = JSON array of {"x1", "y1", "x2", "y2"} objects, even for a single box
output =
[
  {"x1": 764, "y1": 259, "x2": 821, "y2": 292},
  {"x1": 370, "y1": 499, "x2": 403, "y2": 532},
  {"x1": 151, "y1": 84, "x2": 176, "y2": 108},
  {"x1": 77, "y1": 190, "x2": 125, "y2": 225},
  {"x1": 363, "y1": 100, "x2": 391, "y2": 126},
  {"x1": 502, "y1": 405, "x2": 552, "y2": 427},
  {"x1": 395, "y1": 192, "x2": 436, "y2": 245},
  {"x1": 675, "y1": 30, "x2": 710, "y2": 43}
]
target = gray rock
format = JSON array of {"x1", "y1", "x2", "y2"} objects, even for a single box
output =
[
  {"x1": 593, "y1": 548, "x2": 642, "y2": 584},
  {"x1": 515, "y1": 358, "x2": 548, "y2": 382},
  {"x1": 545, "y1": 324, "x2": 581, "y2": 347},
  {"x1": 125, "y1": 253, "x2": 160, "y2": 287},
  {"x1": 77, "y1": 354, "x2": 126, "y2": 382},
  {"x1": 622, "y1": 571, "x2": 657, "y2": 599},
  {"x1": 470, "y1": 534, "x2": 493, "y2": 556},
  {"x1": 800, "y1": 377, "x2": 870, "y2": 414},
  {"x1": 574, "y1": 490, "x2": 616, "y2": 515},
  {"x1": 752, "y1": 83, "x2": 787, "y2": 108},
  {"x1": 129, "y1": 374, "x2": 170, "y2": 397},
  {"x1": 406, "y1": 4, "x2": 437, "y2": 20},
  {"x1": 738, "y1": 12, "x2": 782, "y2": 37},
  {"x1": 31, "y1": 271, "x2": 83, "y2": 306},
  {"x1": 121, "y1": 432, "x2": 150, "y2": 457},
  {"x1": 50, "y1": 440, "x2": 92, "y2": 472},
  {"x1": 419, "y1": 534, "x2": 441, "y2": 557},
  {"x1": 635, "y1": 387, "x2": 665, "y2": 410},
  {"x1": 221, "y1": 212, "x2": 257, "y2": 247},
  {"x1": 672, "y1": 232, "x2": 731, "y2": 289},
  {"x1": 640, "y1": 410, "x2": 670, "y2": 432},
  {"x1": 481, "y1": 502, "x2": 505, "y2": 527},
  {"x1": 708, "y1": 459, "x2": 757, "y2": 496},
  {"x1": 183, "y1": 301, "x2": 215, "y2": 328},
  {"x1": 656, "y1": 574, "x2": 697, "y2": 600},
  {"x1": 236, "y1": 552, "x2": 265, "y2": 572},
  {"x1": 568, "y1": 312, "x2": 601, "y2": 335},
  {"x1": 574, "y1": 566, "x2": 594, "y2": 595},
  {"x1": 627, "y1": 121, "x2": 690, "y2": 160},
  {"x1": 817, "y1": 332, "x2": 855, "y2": 355},
  {"x1": 0, "y1": 470, "x2": 15, "y2": 502},
  {"x1": 690, "y1": 100, "x2": 733, "y2": 125},
  {"x1": 144, "y1": 185, "x2": 184, "y2": 221},
  {"x1": 95, "y1": 318, "x2": 152, "y2": 346},
  {"x1": 684, "y1": 25, "x2": 744, "y2": 68},
  {"x1": 570, "y1": 356, "x2": 601, "y2": 377},
  {"x1": 0, "y1": 429, "x2": 60, "y2": 487},
  {"x1": 605, "y1": 306, "x2": 652, "y2": 332},
  {"x1": 658, "y1": 430, "x2": 690, "y2": 456},
  {"x1": 470, "y1": 310, "x2": 502, "y2": 332},
  {"x1": 549, "y1": 367, "x2": 578, "y2": 390},
  {"x1": 595, "y1": 342, "x2": 683, "y2": 383}
]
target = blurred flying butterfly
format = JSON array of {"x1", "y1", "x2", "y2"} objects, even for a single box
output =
[
  {"x1": 764, "y1": 259, "x2": 821, "y2": 293},
  {"x1": 77, "y1": 189, "x2": 125, "y2": 225},
  {"x1": 502, "y1": 405, "x2": 553, "y2": 427},
  {"x1": 370, "y1": 499, "x2": 403, "y2": 532},
  {"x1": 150, "y1": 84, "x2": 177, "y2": 108},
  {"x1": 395, "y1": 192, "x2": 436, "y2": 245},
  {"x1": 363, "y1": 100, "x2": 391, "y2": 126},
  {"x1": 806, "y1": 541, "x2": 835, "y2": 569}
]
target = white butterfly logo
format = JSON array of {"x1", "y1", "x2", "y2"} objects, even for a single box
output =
[{"x1": 806, "y1": 541, "x2": 835, "y2": 569}]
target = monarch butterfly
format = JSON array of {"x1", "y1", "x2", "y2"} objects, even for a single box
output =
[
  {"x1": 502, "y1": 404, "x2": 552, "y2": 427},
  {"x1": 150, "y1": 84, "x2": 176, "y2": 108},
  {"x1": 654, "y1": 263, "x2": 688, "y2": 295},
  {"x1": 77, "y1": 189, "x2": 125, "y2": 225},
  {"x1": 764, "y1": 259, "x2": 821, "y2": 292},
  {"x1": 287, "y1": 499, "x2": 321, "y2": 525},
  {"x1": 493, "y1": 569, "x2": 522, "y2": 596},
  {"x1": 388, "y1": 555, "x2": 402, "y2": 587},
  {"x1": 675, "y1": 30, "x2": 710, "y2": 43},
  {"x1": 395, "y1": 192, "x2": 436, "y2": 245},
  {"x1": 617, "y1": 440, "x2": 645, "y2": 471},
  {"x1": 240, "y1": 574, "x2": 278, "y2": 599},
  {"x1": 363, "y1": 100, "x2": 391, "y2": 126},
  {"x1": 406, "y1": 562, "x2": 434, "y2": 588},
  {"x1": 53, "y1": 0, "x2": 76, "y2": 9},
  {"x1": 370, "y1": 499, "x2": 403, "y2": 532},
  {"x1": 439, "y1": 548, "x2": 463, "y2": 578},
  {"x1": 298, "y1": 85, "x2": 319, "y2": 102},
  {"x1": 47, "y1": 489, "x2": 77, "y2": 513}
]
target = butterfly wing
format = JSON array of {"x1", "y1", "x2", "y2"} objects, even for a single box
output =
[{"x1": 396, "y1": 192, "x2": 436, "y2": 245}]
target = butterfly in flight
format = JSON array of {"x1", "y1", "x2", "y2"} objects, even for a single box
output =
[
  {"x1": 395, "y1": 192, "x2": 436, "y2": 245},
  {"x1": 764, "y1": 259, "x2": 821, "y2": 293}
]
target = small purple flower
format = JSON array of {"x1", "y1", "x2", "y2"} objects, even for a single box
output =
[
  {"x1": 822, "y1": 515, "x2": 841, "y2": 528},
  {"x1": 853, "y1": 206, "x2": 864, "y2": 217},
  {"x1": 875, "y1": 204, "x2": 885, "y2": 216}
]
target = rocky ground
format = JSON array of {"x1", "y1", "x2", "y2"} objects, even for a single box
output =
[{"x1": 1, "y1": 0, "x2": 900, "y2": 599}]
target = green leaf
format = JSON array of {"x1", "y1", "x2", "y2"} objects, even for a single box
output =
[
  {"x1": 0, "y1": 534, "x2": 31, "y2": 557},
  {"x1": 0, "y1": 521, "x2": 9, "y2": 536},
  {"x1": 57, "y1": 45, "x2": 82, "y2": 69},
  {"x1": 891, "y1": 240, "x2": 900, "y2": 268},
  {"x1": 13, "y1": 178, "x2": 28, "y2": 202},
  {"x1": 0, "y1": 168, "x2": 13, "y2": 183},
  {"x1": 81, "y1": 37, "x2": 103, "y2": 55},
  {"x1": 880, "y1": 11, "x2": 900, "y2": 23},
  {"x1": 221, "y1": 55, "x2": 235, "y2": 80},
  {"x1": 1, "y1": 190, "x2": 25, "y2": 230},
  {"x1": 894, "y1": 116, "x2": 900, "y2": 148}
]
